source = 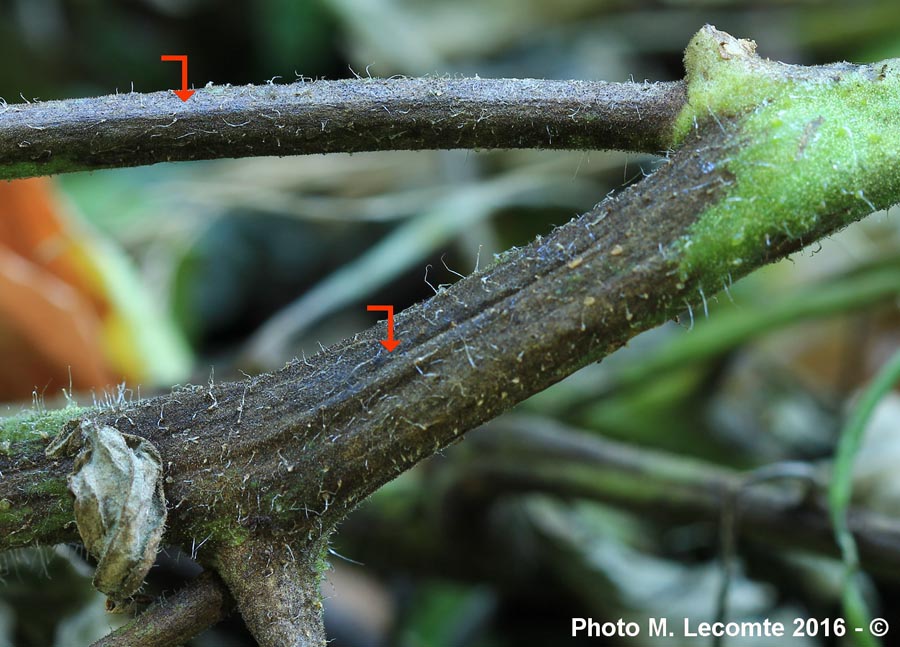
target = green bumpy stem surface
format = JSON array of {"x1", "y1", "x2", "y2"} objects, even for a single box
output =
[{"x1": 674, "y1": 26, "x2": 900, "y2": 287}]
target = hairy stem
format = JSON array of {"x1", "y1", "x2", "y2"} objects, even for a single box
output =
[
  {"x1": 90, "y1": 572, "x2": 233, "y2": 647},
  {"x1": 0, "y1": 78, "x2": 685, "y2": 179},
  {"x1": 0, "y1": 117, "x2": 740, "y2": 552},
  {"x1": 214, "y1": 538, "x2": 327, "y2": 647},
  {"x1": 0, "y1": 109, "x2": 893, "y2": 554}
]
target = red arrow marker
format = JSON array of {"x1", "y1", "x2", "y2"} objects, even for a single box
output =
[
  {"x1": 367, "y1": 305, "x2": 400, "y2": 352},
  {"x1": 160, "y1": 55, "x2": 195, "y2": 101}
]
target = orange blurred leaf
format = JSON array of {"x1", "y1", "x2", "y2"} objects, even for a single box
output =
[{"x1": 0, "y1": 179, "x2": 124, "y2": 400}]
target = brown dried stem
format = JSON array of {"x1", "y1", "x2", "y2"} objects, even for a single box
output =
[
  {"x1": 90, "y1": 572, "x2": 233, "y2": 647},
  {"x1": 0, "y1": 78, "x2": 685, "y2": 180}
]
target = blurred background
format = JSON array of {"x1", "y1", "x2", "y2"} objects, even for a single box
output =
[{"x1": 1, "y1": 0, "x2": 900, "y2": 645}]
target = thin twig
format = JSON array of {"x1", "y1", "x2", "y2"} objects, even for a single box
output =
[
  {"x1": 462, "y1": 416, "x2": 900, "y2": 578},
  {"x1": 714, "y1": 463, "x2": 820, "y2": 647},
  {"x1": 90, "y1": 572, "x2": 233, "y2": 647}
]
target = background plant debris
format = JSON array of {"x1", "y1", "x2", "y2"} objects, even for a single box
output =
[{"x1": 1, "y1": 0, "x2": 899, "y2": 645}]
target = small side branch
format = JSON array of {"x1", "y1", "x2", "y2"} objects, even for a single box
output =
[
  {"x1": 91, "y1": 572, "x2": 233, "y2": 647},
  {"x1": 0, "y1": 78, "x2": 685, "y2": 179}
]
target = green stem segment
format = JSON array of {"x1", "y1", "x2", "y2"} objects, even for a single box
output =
[{"x1": 675, "y1": 26, "x2": 900, "y2": 289}]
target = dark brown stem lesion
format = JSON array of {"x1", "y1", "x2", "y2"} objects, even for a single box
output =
[
  {"x1": 0, "y1": 111, "x2": 877, "y2": 645},
  {"x1": 0, "y1": 121, "x2": 737, "y2": 646},
  {"x1": 0, "y1": 77, "x2": 685, "y2": 180},
  {"x1": 0, "y1": 120, "x2": 741, "y2": 552}
]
